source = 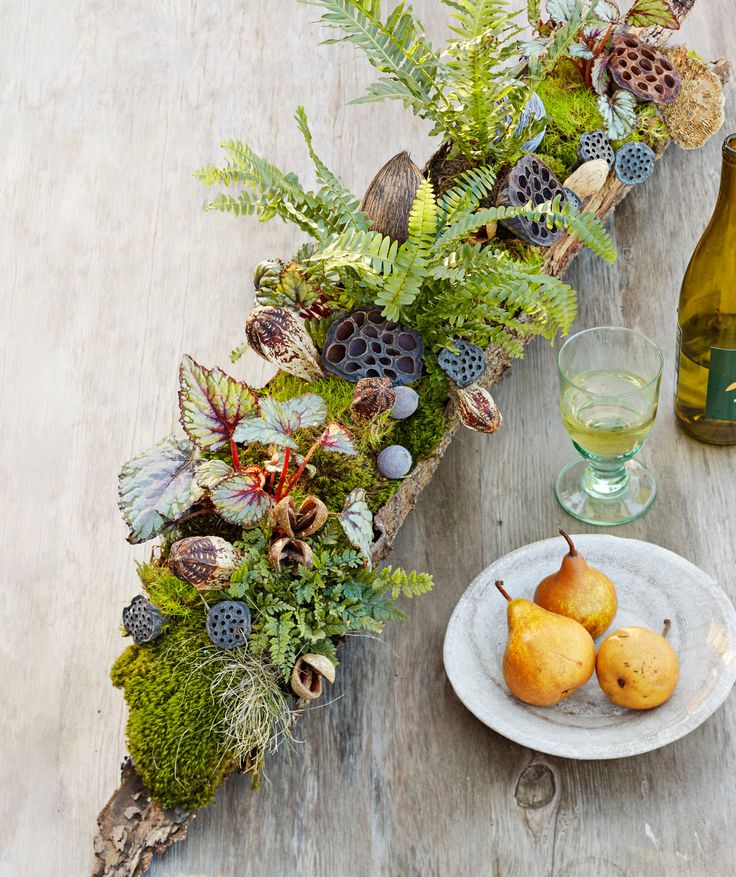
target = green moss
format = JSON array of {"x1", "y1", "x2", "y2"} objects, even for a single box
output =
[
  {"x1": 137, "y1": 562, "x2": 205, "y2": 617},
  {"x1": 111, "y1": 617, "x2": 239, "y2": 810}
]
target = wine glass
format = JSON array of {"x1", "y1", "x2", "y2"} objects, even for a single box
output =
[{"x1": 556, "y1": 326, "x2": 664, "y2": 526}]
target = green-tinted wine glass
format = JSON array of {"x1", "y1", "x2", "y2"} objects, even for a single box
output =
[{"x1": 556, "y1": 326, "x2": 664, "y2": 526}]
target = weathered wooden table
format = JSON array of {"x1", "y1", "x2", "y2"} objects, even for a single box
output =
[{"x1": 1, "y1": 2, "x2": 734, "y2": 875}]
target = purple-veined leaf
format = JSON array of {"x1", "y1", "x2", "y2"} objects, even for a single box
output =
[
  {"x1": 210, "y1": 466, "x2": 273, "y2": 526},
  {"x1": 338, "y1": 488, "x2": 374, "y2": 566},
  {"x1": 591, "y1": 55, "x2": 610, "y2": 95},
  {"x1": 625, "y1": 0, "x2": 679, "y2": 29},
  {"x1": 196, "y1": 458, "x2": 233, "y2": 489},
  {"x1": 317, "y1": 422, "x2": 357, "y2": 456},
  {"x1": 118, "y1": 435, "x2": 203, "y2": 544},
  {"x1": 546, "y1": 0, "x2": 577, "y2": 24},
  {"x1": 593, "y1": 0, "x2": 620, "y2": 24},
  {"x1": 179, "y1": 355, "x2": 258, "y2": 450},
  {"x1": 232, "y1": 393, "x2": 327, "y2": 449},
  {"x1": 569, "y1": 42, "x2": 594, "y2": 59},
  {"x1": 597, "y1": 89, "x2": 636, "y2": 139}
]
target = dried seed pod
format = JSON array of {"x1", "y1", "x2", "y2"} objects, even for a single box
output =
[
  {"x1": 662, "y1": 48, "x2": 725, "y2": 150},
  {"x1": 350, "y1": 377, "x2": 396, "y2": 425},
  {"x1": 563, "y1": 159, "x2": 610, "y2": 202},
  {"x1": 608, "y1": 35, "x2": 681, "y2": 105},
  {"x1": 322, "y1": 309, "x2": 423, "y2": 385},
  {"x1": 122, "y1": 595, "x2": 165, "y2": 644},
  {"x1": 614, "y1": 141, "x2": 655, "y2": 186},
  {"x1": 206, "y1": 600, "x2": 251, "y2": 650},
  {"x1": 269, "y1": 537, "x2": 314, "y2": 572},
  {"x1": 245, "y1": 306, "x2": 323, "y2": 381},
  {"x1": 454, "y1": 385, "x2": 503, "y2": 434},
  {"x1": 168, "y1": 536, "x2": 241, "y2": 591},
  {"x1": 578, "y1": 131, "x2": 615, "y2": 168},
  {"x1": 437, "y1": 340, "x2": 487, "y2": 389},
  {"x1": 290, "y1": 653, "x2": 336, "y2": 701},
  {"x1": 496, "y1": 155, "x2": 567, "y2": 247},
  {"x1": 360, "y1": 151, "x2": 423, "y2": 243},
  {"x1": 273, "y1": 495, "x2": 328, "y2": 539},
  {"x1": 562, "y1": 187, "x2": 581, "y2": 212}
]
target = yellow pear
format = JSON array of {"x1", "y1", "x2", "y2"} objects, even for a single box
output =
[
  {"x1": 535, "y1": 530, "x2": 617, "y2": 639},
  {"x1": 596, "y1": 622, "x2": 679, "y2": 710},
  {"x1": 496, "y1": 581, "x2": 596, "y2": 707}
]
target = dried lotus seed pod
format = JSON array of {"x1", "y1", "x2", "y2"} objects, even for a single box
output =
[
  {"x1": 350, "y1": 377, "x2": 396, "y2": 425},
  {"x1": 122, "y1": 595, "x2": 165, "y2": 644},
  {"x1": 360, "y1": 151, "x2": 423, "y2": 243},
  {"x1": 577, "y1": 131, "x2": 615, "y2": 168},
  {"x1": 168, "y1": 536, "x2": 240, "y2": 591},
  {"x1": 562, "y1": 187, "x2": 581, "y2": 212},
  {"x1": 614, "y1": 142, "x2": 655, "y2": 186},
  {"x1": 437, "y1": 340, "x2": 487, "y2": 389},
  {"x1": 496, "y1": 155, "x2": 568, "y2": 247},
  {"x1": 206, "y1": 600, "x2": 251, "y2": 650},
  {"x1": 245, "y1": 306, "x2": 323, "y2": 381},
  {"x1": 608, "y1": 35, "x2": 681, "y2": 105}
]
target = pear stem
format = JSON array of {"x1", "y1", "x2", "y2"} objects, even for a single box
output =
[
  {"x1": 495, "y1": 580, "x2": 512, "y2": 602},
  {"x1": 559, "y1": 528, "x2": 577, "y2": 557},
  {"x1": 662, "y1": 618, "x2": 671, "y2": 639}
]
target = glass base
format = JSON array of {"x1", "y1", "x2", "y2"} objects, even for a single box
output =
[{"x1": 555, "y1": 457, "x2": 656, "y2": 526}]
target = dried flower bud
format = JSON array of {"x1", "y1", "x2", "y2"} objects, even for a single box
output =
[
  {"x1": 360, "y1": 151, "x2": 423, "y2": 243},
  {"x1": 273, "y1": 495, "x2": 328, "y2": 539},
  {"x1": 269, "y1": 537, "x2": 314, "y2": 572},
  {"x1": 350, "y1": 377, "x2": 396, "y2": 425},
  {"x1": 290, "y1": 653, "x2": 336, "y2": 701},
  {"x1": 168, "y1": 536, "x2": 241, "y2": 591},
  {"x1": 245, "y1": 306, "x2": 323, "y2": 381},
  {"x1": 453, "y1": 384, "x2": 503, "y2": 434}
]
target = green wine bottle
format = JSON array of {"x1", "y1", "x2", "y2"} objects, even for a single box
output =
[{"x1": 675, "y1": 133, "x2": 736, "y2": 445}]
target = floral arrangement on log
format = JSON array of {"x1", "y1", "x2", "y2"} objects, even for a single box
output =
[{"x1": 96, "y1": 1, "x2": 727, "y2": 873}]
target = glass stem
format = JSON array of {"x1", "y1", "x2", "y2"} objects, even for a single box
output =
[{"x1": 582, "y1": 458, "x2": 629, "y2": 497}]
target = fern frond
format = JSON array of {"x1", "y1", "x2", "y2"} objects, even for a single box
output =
[
  {"x1": 437, "y1": 164, "x2": 497, "y2": 229},
  {"x1": 516, "y1": 196, "x2": 617, "y2": 263},
  {"x1": 433, "y1": 203, "x2": 543, "y2": 250},
  {"x1": 304, "y1": 228, "x2": 399, "y2": 278}
]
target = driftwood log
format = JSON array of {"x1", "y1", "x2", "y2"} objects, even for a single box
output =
[{"x1": 93, "y1": 45, "x2": 730, "y2": 877}]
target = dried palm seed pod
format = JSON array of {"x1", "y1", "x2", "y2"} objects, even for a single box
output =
[
  {"x1": 454, "y1": 385, "x2": 503, "y2": 434},
  {"x1": 390, "y1": 385, "x2": 419, "y2": 420},
  {"x1": 578, "y1": 131, "x2": 615, "y2": 168},
  {"x1": 614, "y1": 141, "x2": 655, "y2": 186},
  {"x1": 322, "y1": 309, "x2": 423, "y2": 385},
  {"x1": 437, "y1": 340, "x2": 487, "y2": 389},
  {"x1": 123, "y1": 596, "x2": 164, "y2": 644},
  {"x1": 168, "y1": 536, "x2": 241, "y2": 590},
  {"x1": 269, "y1": 537, "x2": 314, "y2": 572},
  {"x1": 350, "y1": 377, "x2": 396, "y2": 425},
  {"x1": 563, "y1": 159, "x2": 610, "y2": 202},
  {"x1": 245, "y1": 306, "x2": 323, "y2": 381},
  {"x1": 273, "y1": 495, "x2": 328, "y2": 539},
  {"x1": 360, "y1": 151, "x2": 423, "y2": 243},
  {"x1": 496, "y1": 155, "x2": 567, "y2": 247},
  {"x1": 609, "y1": 36, "x2": 681, "y2": 105},
  {"x1": 206, "y1": 600, "x2": 251, "y2": 650},
  {"x1": 377, "y1": 444, "x2": 412, "y2": 479},
  {"x1": 662, "y1": 48, "x2": 725, "y2": 149},
  {"x1": 516, "y1": 92, "x2": 546, "y2": 153},
  {"x1": 290, "y1": 653, "x2": 336, "y2": 701}
]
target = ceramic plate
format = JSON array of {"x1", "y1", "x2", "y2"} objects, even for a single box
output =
[{"x1": 443, "y1": 535, "x2": 736, "y2": 759}]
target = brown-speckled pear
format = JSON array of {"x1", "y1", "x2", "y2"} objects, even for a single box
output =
[
  {"x1": 496, "y1": 581, "x2": 596, "y2": 707},
  {"x1": 596, "y1": 623, "x2": 679, "y2": 709},
  {"x1": 534, "y1": 530, "x2": 617, "y2": 639}
]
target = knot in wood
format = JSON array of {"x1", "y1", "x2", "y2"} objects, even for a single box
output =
[{"x1": 514, "y1": 763, "x2": 556, "y2": 809}]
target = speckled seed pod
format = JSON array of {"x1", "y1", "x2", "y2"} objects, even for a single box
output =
[
  {"x1": 608, "y1": 36, "x2": 681, "y2": 105},
  {"x1": 496, "y1": 155, "x2": 567, "y2": 247},
  {"x1": 350, "y1": 377, "x2": 396, "y2": 425},
  {"x1": 322, "y1": 309, "x2": 424, "y2": 385},
  {"x1": 360, "y1": 151, "x2": 423, "y2": 243},
  {"x1": 614, "y1": 142, "x2": 655, "y2": 186},
  {"x1": 122, "y1": 596, "x2": 165, "y2": 645},
  {"x1": 206, "y1": 600, "x2": 251, "y2": 650},
  {"x1": 578, "y1": 131, "x2": 615, "y2": 168},
  {"x1": 390, "y1": 385, "x2": 419, "y2": 420},
  {"x1": 245, "y1": 305, "x2": 323, "y2": 381},
  {"x1": 377, "y1": 445, "x2": 413, "y2": 479},
  {"x1": 454, "y1": 385, "x2": 503, "y2": 434},
  {"x1": 168, "y1": 536, "x2": 241, "y2": 591},
  {"x1": 437, "y1": 340, "x2": 487, "y2": 389}
]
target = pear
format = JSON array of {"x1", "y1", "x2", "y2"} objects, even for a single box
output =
[
  {"x1": 496, "y1": 581, "x2": 595, "y2": 707},
  {"x1": 596, "y1": 621, "x2": 679, "y2": 710},
  {"x1": 534, "y1": 530, "x2": 617, "y2": 639}
]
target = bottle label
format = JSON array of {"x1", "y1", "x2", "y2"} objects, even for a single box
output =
[{"x1": 705, "y1": 347, "x2": 736, "y2": 421}]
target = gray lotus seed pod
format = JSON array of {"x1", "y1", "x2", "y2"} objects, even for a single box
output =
[
  {"x1": 206, "y1": 600, "x2": 251, "y2": 649},
  {"x1": 390, "y1": 386, "x2": 419, "y2": 420},
  {"x1": 122, "y1": 595, "x2": 165, "y2": 644},
  {"x1": 377, "y1": 445, "x2": 412, "y2": 479}
]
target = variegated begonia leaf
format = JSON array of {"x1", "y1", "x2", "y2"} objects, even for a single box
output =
[
  {"x1": 232, "y1": 393, "x2": 327, "y2": 450},
  {"x1": 210, "y1": 466, "x2": 273, "y2": 526},
  {"x1": 546, "y1": 0, "x2": 579, "y2": 24},
  {"x1": 591, "y1": 55, "x2": 610, "y2": 96},
  {"x1": 118, "y1": 435, "x2": 203, "y2": 544},
  {"x1": 338, "y1": 488, "x2": 374, "y2": 566},
  {"x1": 625, "y1": 0, "x2": 679, "y2": 29},
  {"x1": 593, "y1": 0, "x2": 620, "y2": 24},
  {"x1": 317, "y1": 422, "x2": 357, "y2": 456},
  {"x1": 195, "y1": 458, "x2": 233, "y2": 489},
  {"x1": 569, "y1": 42, "x2": 594, "y2": 59},
  {"x1": 597, "y1": 89, "x2": 637, "y2": 140},
  {"x1": 179, "y1": 355, "x2": 258, "y2": 450}
]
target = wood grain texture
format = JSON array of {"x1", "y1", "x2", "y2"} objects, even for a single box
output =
[{"x1": 0, "y1": 2, "x2": 734, "y2": 876}]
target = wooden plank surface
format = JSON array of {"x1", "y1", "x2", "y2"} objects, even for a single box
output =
[{"x1": 0, "y1": 2, "x2": 733, "y2": 875}]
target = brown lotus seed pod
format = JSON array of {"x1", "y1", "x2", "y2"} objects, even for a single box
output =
[
  {"x1": 168, "y1": 536, "x2": 241, "y2": 591},
  {"x1": 608, "y1": 35, "x2": 681, "y2": 105},
  {"x1": 350, "y1": 377, "x2": 396, "y2": 425},
  {"x1": 454, "y1": 385, "x2": 503, "y2": 434},
  {"x1": 245, "y1": 305, "x2": 323, "y2": 381},
  {"x1": 360, "y1": 151, "x2": 423, "y2": 243},
  {"x1": 496, "y1": 155, "x2": 568, "y2": 247},
  {"x1": 662, "y1": 47, "x2": 725, "y2": 150}
]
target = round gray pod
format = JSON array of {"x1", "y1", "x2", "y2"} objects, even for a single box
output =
[
  {"x1": 206, "y1": 600, "x2": 251, "y2": 649},
  {"x1": 390, "y1": 385, "x2": 419, "y2": 420},
  {"x1": 578, "y1": 131, "x2": 615, "y2": 168},
  {"x1": 438, "y1": 340, "x2": 487, "y2": 389},
  {"x1": 377, "y1": 445, "x2": 413, "y2": 479},
  {"x1": 122, "y1": 595, "x2": 164, "y2": 644},
  {"x1": 614, "y1": 141, "x2": 655, "y2": 186}
]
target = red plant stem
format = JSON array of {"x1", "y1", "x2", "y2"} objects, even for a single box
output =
[
  {"x1": 283, "y1": 441, "x2": 319, "y2": 495},
  {"x1": 274, "y1": 447, "x2": 291, "y2": 501},
  {"x1": 266, "y1": 470, "x2": 276, "y2": 494},
  {"x1": 230, "y1": 438, "x2": 241, "y2": 471}
]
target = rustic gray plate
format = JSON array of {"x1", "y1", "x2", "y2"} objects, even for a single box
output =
[{"x1": 443, "y1": 535, "x2": 736, "y2": 759}]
